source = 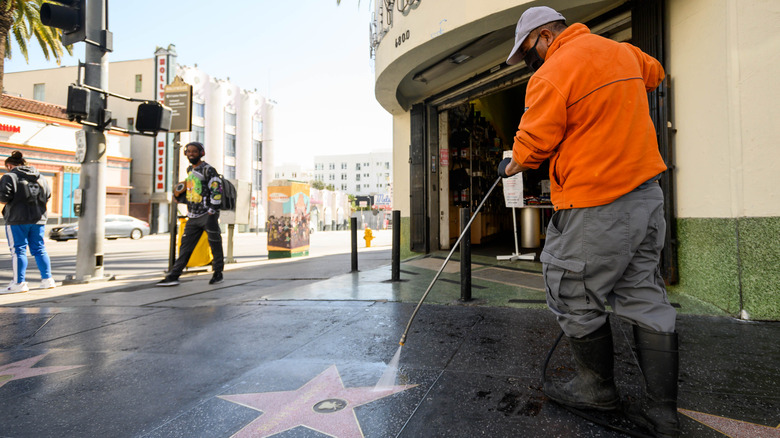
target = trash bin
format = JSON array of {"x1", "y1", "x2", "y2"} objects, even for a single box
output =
[
  {"x1": 521, "y1": 208, "x2": 541, "y2": 248},
  {"x1": 177, "y1": 217, "x2": 213, "y2": 267}
]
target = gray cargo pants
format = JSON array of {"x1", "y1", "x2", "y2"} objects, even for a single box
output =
[{"x1": 541, "y1": 181, "x2": 676, "y2": 338}]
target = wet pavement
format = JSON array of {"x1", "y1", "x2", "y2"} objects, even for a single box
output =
[{"x1": 0, "y1": 248, "x2": 778, "y2": 437}]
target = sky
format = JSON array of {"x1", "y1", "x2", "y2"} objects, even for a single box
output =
[{"x1": 4, "y1": 0, "x2": 392, "y2": 168}]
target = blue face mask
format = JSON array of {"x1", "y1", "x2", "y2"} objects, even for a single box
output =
[{"x1": 523, "y1": 35, "x2": 544, "y2": 71}]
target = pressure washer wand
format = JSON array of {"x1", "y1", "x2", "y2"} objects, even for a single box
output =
[{"x1": 399, "y1": 176, "x2": 503, "y2": 346}]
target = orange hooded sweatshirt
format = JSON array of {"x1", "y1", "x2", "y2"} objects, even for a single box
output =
[{"x1": 512, "y1": 23, "x2": 667, "y2": 210}]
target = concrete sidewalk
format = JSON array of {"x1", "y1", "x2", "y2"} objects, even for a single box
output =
[{"x1": 0, "y1": 250, "x2": 777, "y2": 437}]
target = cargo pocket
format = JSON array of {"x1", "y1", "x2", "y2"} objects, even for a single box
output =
[{"x1": 541, "y1": 251, "x2": 587, "y2": 316}]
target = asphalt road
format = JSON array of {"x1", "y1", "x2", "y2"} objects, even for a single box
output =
[{"x1": 0, "y1": 229, "x2": 392, "y2": 285}]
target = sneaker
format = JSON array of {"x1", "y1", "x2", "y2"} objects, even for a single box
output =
[
  {"x1": 156, "y1": 277, "x2": 180, "y2": 287},
  {"x1": 209, "y1": 272, "x2": 224, "y2": 285},
  {"x1": 2, "y1": 282, "x2": 29, "y2": 294},
  {"x1": 39, "y1": 278, "x2": 57, "y2": 289}
]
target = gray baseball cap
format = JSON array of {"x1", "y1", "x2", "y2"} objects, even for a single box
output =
[{"x1": 506, "y1": 6, "x2": 566, "y2": 65}]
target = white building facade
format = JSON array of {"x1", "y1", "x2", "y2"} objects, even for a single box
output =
[
  {"x1": 4, "y1": 44, "x2": 275, "y2": 233},
  {"x1": 273, "y1": 163, "x2": 313, "y2": 182},
  {"x1": 312, "y1": 151, "x2": 392, "y2": 198},
  {"x1": 0, "y1": 95, "x2": 131, "y2": 223}
]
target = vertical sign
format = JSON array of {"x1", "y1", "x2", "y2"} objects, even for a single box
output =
[{"x1": 153, "y1": 54, "x2": 168, "y2": 193}]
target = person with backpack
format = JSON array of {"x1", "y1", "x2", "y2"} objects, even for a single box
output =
[
  {"x1": 157, "y1": 142, "x2": 224, "y2": 286},
  {"x1": 1, "y1": 151, "x2": 56, "y2": 293}
]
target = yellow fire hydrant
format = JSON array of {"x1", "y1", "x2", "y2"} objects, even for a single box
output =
[{"x1": 364, "y1": 227, "x2": 374, "y2": 247}]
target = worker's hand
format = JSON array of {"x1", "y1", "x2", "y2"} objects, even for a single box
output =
[{"x1": 498, "y1": 158, "x2": 513, "y2": 178}]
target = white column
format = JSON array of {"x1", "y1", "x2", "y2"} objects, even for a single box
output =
[
  {"x1": 236, "y1": 91, "x2": 253, "y2": 182},
  {"x1": 205, "y1": 79, "x2": 224, "y2": 172}
]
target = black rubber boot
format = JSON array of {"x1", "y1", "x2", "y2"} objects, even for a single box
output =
[
  {"x1": 626, "y1": 326, "x2": 680, "y2": 438},
  {"x1": 544, "y1": 322, "x2": 619, "y2": 411}
]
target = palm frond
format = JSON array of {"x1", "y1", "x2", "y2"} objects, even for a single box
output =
[{"x1": 3, "y1": 0, "x2": 69, "y2": 62}]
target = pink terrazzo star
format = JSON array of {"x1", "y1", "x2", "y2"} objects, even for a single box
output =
[
  {"x1": 0, "y1": 353, "x2": 84, "y2": 389},
  {"x1": 219, "y1": 365, "x2": 417, "y2": 438},
  {"x1": 680, "y1": 409, "x2": 780, "y2": 438}
]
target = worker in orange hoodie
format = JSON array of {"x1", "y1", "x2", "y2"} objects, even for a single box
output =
[{"x1": 499, "y1": 7, "x2": 679, "y2": 438}]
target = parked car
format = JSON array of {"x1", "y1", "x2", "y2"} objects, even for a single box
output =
[{"x1": 49, "y1": 214, "x2": 151, "y2": 241}]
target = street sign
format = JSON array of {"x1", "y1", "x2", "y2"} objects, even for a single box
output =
[
  {"x1": 164, "y1": 76, "x2": 192, "y2": 133},
  {"x1": 75, "y1": 129, "x2": 87, "y2": 163}
]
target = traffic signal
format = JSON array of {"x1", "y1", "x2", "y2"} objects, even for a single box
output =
[
  {"x1": 135, "y1": 101, "x2": 172, "y2": 135},
  {"x1": 66, "y1": 84, "x2": 90, "y2": 121},
  {"x1": 40, "y1": 0, "x2": 86, "y2": 46}
]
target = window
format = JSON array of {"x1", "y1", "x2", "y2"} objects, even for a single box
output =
[
  {"x1": 252, "y1": 140, "x2": 262, "y2": 161},
  {"x1": 194, "y1": 102, "x2": 205, "y2": 118},
  {"x1": 225, "y1": 111, "x2": 237, "y2": 127},
  {"x1": 225, "y1": 166, "x2": 236, "y2": 179},
  {"x1": 355, "y1": 163, "x2": 361, "y2": 171},
  {"x1": 341, "y1": 163, "x2": 347, "y2": 170},
  {"x1": 385, "y1": 162, "x2": 390, "y2": 169},
  {"x1": 253, "y1": 118, "x2": 263, "y2": 136},
  {"x1": 356, "y1": 174, "x2": 361, "y2": 182},
  {"x1": 254, "y1": 169, "x2": 262, "y2": 187},
  {"x1": 341, "y1": 174, "x2": 347, "y2": 180},
  {"x1": 356, "y1": 185, "x2": 361, "y2": 192},
  {"x1": 225, "y1": 133, "x2": 236, "y2": 157},
  {"x1": 328, "y1": 163, "x2": 335, "y2": 170},
  {"x1": 315, "y1": 163, "x2": 323, "y2": 170},
  {"x1": 192, "y1": 125, "x2": 205, "y2": 143},
  {"x1": 341, "y1": 184, "x2": 347, "y2": 191},
  {"x1": 329, "y1": 174, "x2": 335, "y2": 181},
  {"x1": 33, "y1": 83, "x2": 45, "y2": 101},
  {"x1": 126, "y1": 118, "x2": 134, "y2": 131},
  {"x1": 364, "y1": 184, "x2": 369, "y2": 188},
  {"x1": 135, "y1": 74, "x2": 143, "y2": 93}
]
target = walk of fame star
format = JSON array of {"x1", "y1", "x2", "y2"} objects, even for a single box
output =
[
  {"x1": 219, "y1": 365, "x2": 417, "y2": 438},
  {"x1": 0, "y1": 353, "x2": 84, "y2": 389}
]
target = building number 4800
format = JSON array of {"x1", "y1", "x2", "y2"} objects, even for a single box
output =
[{"x1": 395, "y1": 30, "x2": 410, "y2": 48}]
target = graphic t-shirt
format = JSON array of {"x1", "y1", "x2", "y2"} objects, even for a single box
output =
[{"x1": 183, "y1": 163, "x2": 222, "y2": 218}]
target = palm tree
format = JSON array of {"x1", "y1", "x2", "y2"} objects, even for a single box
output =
[{"x1": 0, "y1": 0, "x2": 72, "y2": 93}]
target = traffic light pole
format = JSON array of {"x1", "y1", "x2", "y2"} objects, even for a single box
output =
[
  {"x1": 70, "y1": 0, "x2": 111, "y2": 283},
  {"x1": 167, "y1": 133, "x2": 181, "y2": 270}
]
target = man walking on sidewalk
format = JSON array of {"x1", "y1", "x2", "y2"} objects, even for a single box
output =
[
  {"x1": 499, "y1": 6, "x2": 679, "y2": 437},
  {"x1": 157, "y1": 142, "x2": 225, "y2": 287}
]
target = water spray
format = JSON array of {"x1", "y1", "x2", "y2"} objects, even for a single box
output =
[{"x1": 398, "y1": 176, "x2": 503, "y2": 346}]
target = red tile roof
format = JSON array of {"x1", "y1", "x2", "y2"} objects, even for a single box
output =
[{"x1": 1, "y1": 93, "x2": 69, "y2": 120}]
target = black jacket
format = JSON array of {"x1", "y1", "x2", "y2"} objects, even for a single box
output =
[{"x1": 0, "y1": 166, "x2": 51, "y2": 225}]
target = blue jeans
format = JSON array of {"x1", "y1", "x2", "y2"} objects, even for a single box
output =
[{"x1": 5, "y1": 224, "x2": 52, "y2": 283}]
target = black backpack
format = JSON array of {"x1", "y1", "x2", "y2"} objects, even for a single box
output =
[
  {"x1": 220, "y1": 176, "x2": 236, "y2": 211},
  {"x1": 199, "y1": 163, "x2": 236, "y2": 211}
]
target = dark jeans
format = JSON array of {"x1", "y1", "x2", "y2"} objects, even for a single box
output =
[{"x1": 169, "y1": 212, "x2": 224, "y2": 279}]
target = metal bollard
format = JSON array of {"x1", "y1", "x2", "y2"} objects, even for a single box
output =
[
  {"x1": 351, "y1": 217, "x2": 358, "y2": 272},
  {"x1": 460, "y1": 207, "x2": 471, "y2": 301},
  {"x1": 391, "y1": 210, "x2": 400, "y2": 281}
]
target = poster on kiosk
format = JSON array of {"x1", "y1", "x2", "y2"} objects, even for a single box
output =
[{"x1": 267, "y1": 180, "x2": 311, "y2": 259}]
